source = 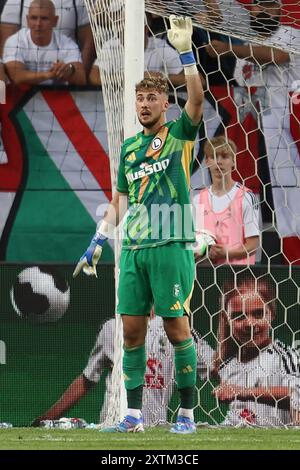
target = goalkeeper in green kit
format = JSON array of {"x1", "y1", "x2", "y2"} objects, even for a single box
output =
[{"x1": 73, "y1": 16, "x2": 203, "y2": 434}]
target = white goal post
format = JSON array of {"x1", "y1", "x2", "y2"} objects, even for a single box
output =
[{"x1": 84, "y1": 0, "x2": 145, "y2": 426}]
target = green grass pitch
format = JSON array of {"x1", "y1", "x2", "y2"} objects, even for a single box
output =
[{"x1": 0, "y1": 427, "x2": 300, "y2": 450}]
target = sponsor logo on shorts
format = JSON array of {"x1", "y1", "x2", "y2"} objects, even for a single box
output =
[
  {"x1": 173, "y1": 284, "x2": 180, "y2": 297},
  {"x1": 170, "y1": 300, "x2": 181, "y2": 311}
]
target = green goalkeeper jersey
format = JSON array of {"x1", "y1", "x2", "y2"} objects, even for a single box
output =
[{"x1": 117, "y1": 109, "x2": 202, "y2": 249}]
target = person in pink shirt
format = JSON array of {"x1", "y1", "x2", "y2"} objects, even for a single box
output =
[{"x1": 197, "y1": 135, "x2": 259, "y2": 265}]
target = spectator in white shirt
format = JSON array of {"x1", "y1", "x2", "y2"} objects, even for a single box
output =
[
  {"x1": 88, "y1": 22, "x2": 186, "y2": 88},
  {"x1": 3, "y1": 0, "x2": 86, "y2": 86},
  {"x1": 0, "y1": 0, "x2": 95, "y2": 73}
]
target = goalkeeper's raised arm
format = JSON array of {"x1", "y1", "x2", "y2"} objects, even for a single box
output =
[{"x1": 167, "y1": 15, "x2": 204, "y2": 125}]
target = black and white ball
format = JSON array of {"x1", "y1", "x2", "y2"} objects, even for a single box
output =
[{"x1": 10, "y1": 267, "x2": 70, "y2": 323}]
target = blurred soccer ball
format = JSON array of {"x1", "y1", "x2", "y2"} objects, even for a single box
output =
[
  {"x1": 10, "y1": 267, "x2": 70, "y2": 323},
  {"x1": 194, "y1": 230, "x2": 216, "y2": 257}
]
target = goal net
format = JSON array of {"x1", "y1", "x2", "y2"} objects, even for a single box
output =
[{"x1": 84, "y1": 0, "x2": 300, "y2": 427}]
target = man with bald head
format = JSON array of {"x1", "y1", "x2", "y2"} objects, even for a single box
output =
[
  {"x1": 0, "y1": 0, "x2": 94, "y2": 73},
  {"x1": 3, "y1": 0, "x2": 86, "y2": 85}
]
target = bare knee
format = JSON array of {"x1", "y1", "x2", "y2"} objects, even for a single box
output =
[
  {"x1": 163, "y1": 316, "x2": 191, "y2": 344},
  {"x1": 123, "y1": 329, "x2": 145, "y2": 347},
  {"x1": 122, "y1": 315, "x2": 148, "y2": 347}
]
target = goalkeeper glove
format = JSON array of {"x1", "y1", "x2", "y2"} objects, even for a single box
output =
[
  {"x1": 167, "y1": 15, "x2": 196, "y2": 67},
  {"x1": 73, "y1": 233, "x2": 107, "y2": 278},
  {"x1": 195, "y1": 230, "x2": 216, "y2": 257}
]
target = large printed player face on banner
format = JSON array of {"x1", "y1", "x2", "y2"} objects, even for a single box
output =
[{"x1": 206, "y1": 273, "x2": 300, "y2": 427}]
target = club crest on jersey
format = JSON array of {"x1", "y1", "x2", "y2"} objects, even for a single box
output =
[{"x1": 151, "y1": 137, "x2": 162, "y2": 151}]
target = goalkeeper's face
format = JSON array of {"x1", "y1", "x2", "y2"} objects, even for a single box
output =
[{"x1": 136, "y1": 89, "x2": 169, "y2": 130}]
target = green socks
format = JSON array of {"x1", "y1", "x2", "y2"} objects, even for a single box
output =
[
  {"x1": 174, "y1": 338, "x2": 197, "y2": 409},
  {"x1": 123, "y1": 338, "x2": 196, "y2": 410},
  {"x1": 123, "y1": 344, "x2": 146, "y2": 409}
]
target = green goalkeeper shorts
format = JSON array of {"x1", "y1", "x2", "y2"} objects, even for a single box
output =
[{"x1": 117, "y1": 242, "x2": 195, "y2": 318}]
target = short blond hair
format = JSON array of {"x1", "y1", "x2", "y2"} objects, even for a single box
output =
[
  {"x1": 204, "y1": 136, "x2": 237, "y2": 159},
  {"x1": 135, "y1": 74, "x2": 169, "y2": 96}
]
